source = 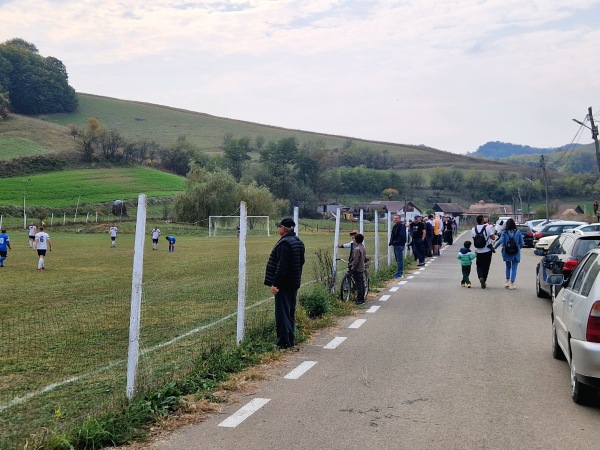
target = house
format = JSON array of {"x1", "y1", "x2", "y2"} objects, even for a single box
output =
[
  {"x1": 555, "y1": 204, "x2": 585, "y2": 217},
  {"x1": 316, "y1": 202, "x2": 345, "y2": 215},
  {"x1": 464, "y1": 201, "x2": 515, "y2": 223},
  {"x1": 432, "y1": 203, "x2": 465, "y2": 218}
]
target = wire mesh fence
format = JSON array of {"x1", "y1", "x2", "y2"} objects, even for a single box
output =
[{"x1": 0, "y1": 212, "x2": 395, "y2": 448}]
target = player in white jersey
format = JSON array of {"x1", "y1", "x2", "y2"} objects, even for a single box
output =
[
  {"x1": 33, "y1": 227, "x2": 52, "y2": 271},
  {"x1": 28, "y1": 222, "x2": 37, "y2": 247},
  {"x1": 151, "y1": 226, "x2": 161, "y2": 250},
  {"x1": 109, "y1": 225, "x2": 118, "y2": 247}
]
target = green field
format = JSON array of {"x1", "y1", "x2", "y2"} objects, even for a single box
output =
[
  {"x1": 0, "y1": 167, "x2": 186, "y2": 208},
  {"x1": 0, "y1": 223, "x2": 396, "y2": 448}
]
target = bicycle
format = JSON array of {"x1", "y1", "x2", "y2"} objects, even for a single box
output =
[{"x1": 337, "y1": 258, "x2": 370, "y2": 302}]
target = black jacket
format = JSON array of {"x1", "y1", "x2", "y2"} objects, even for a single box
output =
[
  {"x1": 389, "y1": 222, "x2": 407, "y2": 246},
  {"x1": 264, "y1": 233, "x2": 305, "y2": 290}
]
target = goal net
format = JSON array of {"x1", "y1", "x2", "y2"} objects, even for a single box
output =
[{"x1": 208, "y1": 215, "x2": 271, "y2": 237}]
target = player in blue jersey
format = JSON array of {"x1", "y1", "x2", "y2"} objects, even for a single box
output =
[
  {"x1": 0, "y1": 229, "x2": 11, "y2": 267},
  {"x1": 165, "y1": 235, "x2": 176, "y2": 252}
]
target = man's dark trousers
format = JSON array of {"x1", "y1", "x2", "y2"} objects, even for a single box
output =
[
  {"x1": 476, "y1": 251, "x2": 493, "y2": 281},
  {"x1": 352, "y1": 270, "x2": 365, "y2": 303},
  {"x1": 275, "y1": 289, "x2": 297, "y2": 348},
  {"x1": 413, "y1": 238, "x2": 425, "y2": 264}
]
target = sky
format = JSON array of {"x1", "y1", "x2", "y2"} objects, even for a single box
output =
[{"x1": 1, "y1": 0, "x2": 599, "y2": 154}]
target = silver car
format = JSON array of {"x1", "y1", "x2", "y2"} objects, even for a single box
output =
[{"x1": 552, "y1": 248, "x2": 600, "y2": 404}]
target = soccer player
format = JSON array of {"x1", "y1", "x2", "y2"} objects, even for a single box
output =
[
  {"x1": 28, "y1": 222, "x2": 37, "y2": 248},
  {"x1": 165, "y1": 235, "x2": 176, "y2": 252},
  {"x1": 109, "y1": 224, "x2": 118, "y2": 247},
  {"x1": 151, "y1": 226, "x2": 161, "y2": 250},
  {"x1": 33, "y1": 227, "x2": 52, "y2": 271},
  {"x1": 0, "y1": 229, "x2": 11, "y2": 267}
]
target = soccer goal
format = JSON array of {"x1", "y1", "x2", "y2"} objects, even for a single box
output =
[{"x1": 208, "y1": 215, "x2": 271, "y2": 237}]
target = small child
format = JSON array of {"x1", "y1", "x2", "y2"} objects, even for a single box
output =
[{"x1": 456, "y1": 240, "x2": 477, "y2": 288}]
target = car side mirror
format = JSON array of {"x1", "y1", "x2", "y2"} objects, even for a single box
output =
[
  {"x1": 533, "y1": 248, "x2": 546, "y2": 256},
  {"x1": 545, "y1": 274, "x2": 564, "y2": 285}
]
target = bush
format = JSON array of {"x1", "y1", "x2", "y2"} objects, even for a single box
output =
[{"x1": 299, "y1": 284, "x2": 334, "y2": 318}]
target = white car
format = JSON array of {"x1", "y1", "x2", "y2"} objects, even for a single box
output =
[
  {"x1": 552, "y1": 247, "x2": 600, "y2": 404},
  {"x1": 535, "y1": 235, "x2": 558, "y2": 251},
  {"x1": 526, "y1": 218, "x2": 552, "y2": 232},
  {"x1": 494, "y1": 216, "x2": 511, "y2": 235},
  {"x1": 569, "y1": 223, "x2": 600, "y2": 235}
]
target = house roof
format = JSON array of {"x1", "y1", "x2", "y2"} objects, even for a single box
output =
[
  {"x1": 464, "y1": 203, "x2": 514, "y2": 216},
  {"x1": 369, "y1": 201, "x2": 407, "y2": 212},
  {"x1": 433, "y1": 203, "x2": 465, "y2": 214},
  {"x1": 555, "y1": 204, "x2": 584, "y2": 215}
]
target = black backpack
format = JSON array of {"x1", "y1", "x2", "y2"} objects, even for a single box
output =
[
  {"x1": 505, "y1": 232, "x2": 519, "y2": 255},
  {"x1": 473, "y1": 226, "x2": 487, "y2": 249}
]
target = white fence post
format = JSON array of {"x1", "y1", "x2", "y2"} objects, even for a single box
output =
[
  {"x1": 387, "y1": 212, "x2": 392, "y2": 267},
  {"x1": 374, "y1": 211, "x2": 380, "y2": 272},
  {"x1": 293, "y1": 206, "x2": 299, "y2": 237},
  {"x1": 237, "y1": 201, "x2": 247, "y2": 344},
  {"x1": 126, "y1": 194, "x2": 147, "y2": 400},
  {"x1": 359, "y1": 209, "x2": 364, "y2": 234},
  {"x1": 332, "y1": 208, "x2": 342, "y2": 293}
]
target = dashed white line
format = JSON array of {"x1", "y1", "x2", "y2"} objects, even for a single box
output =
[
  {"x1": 407, "y1": 276, "x2": 414, "y2": 279},
  {"x1": 218, "y1": 398, "x2": 270, "y2": 428},
  {"x1": 398, "y1": 280, "x2": 408, "y2": 285},
  {"x1": 389, "y1": 287, "x2": 399, "y2": 292},
  {"x1": 324, "y1": 337, "x2": 347, "y2": 349},
  {"x1": 379, "y1": 294, "x2": 391, "y2": 302},
  {"x1": 349, "y1": 319, "x2": 367, "y2": 329},
  {"x1": 366, "y1": 305, "x2": 380, "y2": 313},
  {"x1": 284, "y1": 361, "x2": 318, "y2": 379}
]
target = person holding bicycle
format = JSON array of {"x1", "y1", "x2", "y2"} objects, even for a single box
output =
[{"x1": 349, "y1": 233, "x2": 367, "y2": 305}]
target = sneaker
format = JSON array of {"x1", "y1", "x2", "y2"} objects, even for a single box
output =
[
  {"x1": 509, "y1": 283, "x2": 516, "y2": 290},
  {"x1": 460, "y1": 283, "x2": 466, "y2": 287},
  {"x1": 417, "y1": 263, "x2": 425, "y2": 266},
  {"x1": 467, "y1": 283, "x2": 472, "y2": 288},
  {"x1": 505, "y1": 280, "x2": 510, "y2": 289},
  {"x1": 480, "y1": 277, "x2": 486, "y2": 289}
]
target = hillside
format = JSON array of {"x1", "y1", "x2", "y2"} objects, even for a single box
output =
[{"x1": 25, "y1": 93, "x2": 523, "y2": 172}]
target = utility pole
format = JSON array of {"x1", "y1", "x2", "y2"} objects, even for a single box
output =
[
  {"x1": 572, "y1": 106, "x2": 600, "y2": 173},
  {"x1": 540, "y1": 155, "x2": 550, "y2": 220}
]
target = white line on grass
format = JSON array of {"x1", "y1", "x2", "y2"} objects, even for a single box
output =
[
  {"x1": 284, "y1": 361, "x2": 318, "y2": 379},
  {"x1": 349, "y1": 319, "x2": 367, "y2": 329},
  {"x1": 324, "y1": 337, "x2": 347, "y2": 349},
  {"x1": 218, "y1": 398, "x2": 270, "y2": 428}
]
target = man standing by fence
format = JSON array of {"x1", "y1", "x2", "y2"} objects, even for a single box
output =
[
  {"x1": 264, "y1": 217, "x2": 305, "y2": 350},
  {"x1": 389, "y1": 214, "x2": 406, "y2": 278}
]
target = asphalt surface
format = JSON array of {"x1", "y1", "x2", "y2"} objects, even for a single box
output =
[{"x1": 148, "y1": 233, "x2": 600, "y2": 449}]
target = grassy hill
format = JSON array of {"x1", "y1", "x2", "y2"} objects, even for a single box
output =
[{"x1": 20, "y1": 93, "x2": 522, "y2": 172}]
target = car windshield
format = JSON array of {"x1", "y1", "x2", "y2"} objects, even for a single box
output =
[{"x1": 574, "y1": 238, "x2": 600, "y2": 258}]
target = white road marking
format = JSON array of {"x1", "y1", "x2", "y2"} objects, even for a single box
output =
[
  {"x1": 324, "y1": 337, "x2": 347, "y2": 349},
  {"x1": 398, "y1": 280, "x2": 408, "y2": 285},
  {"x1": 379, "y1": 294, "x2": 391, "y2": 301},
  {"x1": 407, "y1": 276, "x2": 414, "y2": 279},
  {"x1": 349, "y1": 319, "x2": 367, "y2": 329},
  {"x1": 389, "y1": 287, "x2": 399, "y2": 292},
  {"x1": 284, "y1": 361, "x2": 318, "y2": 379},
  {"x1": 366, "y1": 305, "x2": 380, "y2": 313},
  {"x1": 218, "y1": 398, "x2": 270, "y2": 428}
]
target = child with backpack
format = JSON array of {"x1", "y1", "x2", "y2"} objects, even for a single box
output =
[
  {"x1": 494, "y1": 218, "x2": 525, "y2": 289},
  {"x1": 457, "y1": 240, "x2": 477, "y2": 288}
]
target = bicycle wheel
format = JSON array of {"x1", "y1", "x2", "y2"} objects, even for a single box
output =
[
  {"x1": 363, "y1": 270, "x2": 370, "y2": 298},
  {"x1": 340, "y1": 275, "x2": 353, "y2": 302}
]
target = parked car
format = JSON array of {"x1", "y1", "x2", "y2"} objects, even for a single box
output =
[
  {"x1": 536, "y1": 233, "x2": 600, "y2": 298},
  {"x1": 551, "y1": 247, "x2": 600, "y2": 404},
  {"x1": 526, "y1": 218, "x2": 552, "y2": 232},
  {"x1": 569, "y1": 223, "x2": 600, "y2": 235},
  {"x1": 494, "y1": 216, "x2": 511, "y2": 235},
  {"x1": 533, "y1": 221, "x2": 588, "y2": 246},
  {"x1": 535, "y1": 235, "x2": 558, "y2": 252},
  {"x1": 515, "y1": 224, "x2": 535, "y2": 247}
]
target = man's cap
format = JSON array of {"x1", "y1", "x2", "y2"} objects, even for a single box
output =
[
  {"x1": 350, "y1": 229, "x2": 359, "y2": 236},
  {"x1": 277, "y1": 217, "x2": 295, "y2": 228},
  {"x1": 414, "y1": 215, "x2": 421, "y2": 219}
]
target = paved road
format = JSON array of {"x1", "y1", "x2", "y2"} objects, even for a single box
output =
[{"x1": 149, "y1": 234, "x2": 600, "y2": 449}]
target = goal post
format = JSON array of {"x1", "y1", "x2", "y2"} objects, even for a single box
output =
[{"x1": 208, "y1": 215, "x2": 271, "y2": 237}]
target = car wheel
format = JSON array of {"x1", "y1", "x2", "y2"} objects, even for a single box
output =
[
  {"x1": 536, "y1": 270, "x2": 550, "y2": 298},
  {"x1": 552, "y1": 319, "x2": 565, "y2": 360},
  {"x1": 570, "y1": 354, "x2": 597, "y2": 405}
]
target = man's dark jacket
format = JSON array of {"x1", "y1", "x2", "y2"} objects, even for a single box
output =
[
  {"x1": 389, "y1": 222, "x2": 407, "y2": 247},
  {"x1": 264, "y1": 233, "x2": 305, "y2": 290}
]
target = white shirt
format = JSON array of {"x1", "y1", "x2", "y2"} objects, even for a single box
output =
[
  {"x1": 471, "y1": 224, "x2": 495, "y2": 254},
  {"x1": 151, "y1": 228, "x2": 161, "y2": 239},
  {"x1": 110, "y1": 226, "x2": 118, "y2": 237},
  {"x1": 29, "y1": 225, "x2": 37, "y2": 237},
  {"x1": 34, "y1": 231, "x2": 50, "y2": 250}
]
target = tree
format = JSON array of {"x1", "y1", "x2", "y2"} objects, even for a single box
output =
[
  {"x1": 0, "y1": 87, "x2": 9, "y2": 118},
  {"x1": 382, "y1": 188, "x2": 398, "y2": 200},
  {"x1": 222, "y1": 135, "x2": 251, "y2": 181}
]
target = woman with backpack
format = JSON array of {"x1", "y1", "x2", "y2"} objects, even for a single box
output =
[{"x1": 494, "y1": 218, "x2": 525, "y2": 290}]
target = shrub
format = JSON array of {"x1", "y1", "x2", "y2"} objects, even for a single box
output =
[{"x1": 299, "y1": 284, "x2": 334, "y2": 318}]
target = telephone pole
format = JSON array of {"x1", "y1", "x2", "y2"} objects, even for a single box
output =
[
  {"x1": 540, "y1": 155, "x2": 550, "y2": 220},
  {"x1": 572, "y1": 106, "x2": 600, "y2": 173}
]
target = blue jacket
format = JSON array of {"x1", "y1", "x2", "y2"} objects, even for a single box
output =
[{"x1": 495, "y1": 230, "x2": 524, "y2": 262}]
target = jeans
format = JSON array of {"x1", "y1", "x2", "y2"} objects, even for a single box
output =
[
  {"x1": 393, "y1": 245, "x2": 405, "y2": 276},
  {"x1": 505, "y1": 260, "x2": 519, "y2": 283},
  {"x1": 413, "y1": 238, "x2": 425, "y2": 264}
]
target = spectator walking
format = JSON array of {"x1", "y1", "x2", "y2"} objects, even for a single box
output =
[
  {"x1": 494, "y1": 218, "x2": 525, "y2": 289},
  {"x1": 412, "y1": 215, "x2": 426, "y2": 266},
  {"x1": 33, "y1": 227, "x2": 51, "y2": 271},
  {"x1": 0, "y1": 229, "x2": 11, "y2": 267},
  {"x1": 471, "y1": 215, "x2": 496, "y2": 288},
  {"x1": 264, "y1": 218, "x2": 305, "y2": 349},
  {"x1": 456, "y1": 240, "x2": 476, "y2": 287},
  {"x1": 389, "y1": 214, "x2": 407, "y2": 278}
]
